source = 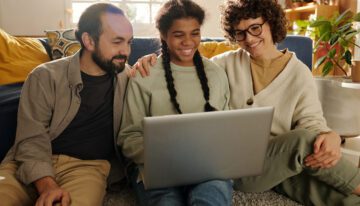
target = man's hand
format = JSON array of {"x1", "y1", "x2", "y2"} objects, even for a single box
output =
[
  {"x1": 34, "y1": 176, "x2": 71, "y2": 206},
  {"x1": 304, "y1": 131, "x2": 342, "y2": 169},
  {"x1": 131, "y1": 53, "x2": 157, "y2": 77}
]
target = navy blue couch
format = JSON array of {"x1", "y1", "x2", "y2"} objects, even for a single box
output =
[{"x1": 0, "y1": 35, "x2": 313, "y2": 161}]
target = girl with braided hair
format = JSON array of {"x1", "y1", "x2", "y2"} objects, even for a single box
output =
[{"x1": 119, "y1": 0, "x2": 232, "y2": 205}]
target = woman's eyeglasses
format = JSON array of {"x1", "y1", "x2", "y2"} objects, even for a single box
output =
[{"x1": 234, "y1": 22, "x2": 266, "y2": 42}]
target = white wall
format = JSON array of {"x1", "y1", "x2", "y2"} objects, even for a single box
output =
[
  {"x1": 133, "y1": 0, "x2": 223, "y2": 37},
  {"x1": 0, "y1": 1, "x2": 3, "y2": 28},
  {"x1": 196, "y1": 0, "x2": 223, "y2": 37},
  {"x1": 0, "y1": 0, "x2": 67, "y2": 36},
  {"x1": 0, "y1": 0, "x2": 223, "y2": 37}
]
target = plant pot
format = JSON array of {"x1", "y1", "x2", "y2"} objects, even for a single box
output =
[
  {"x1": 352, "y1": 61, "x2": 360, "y2": 83},
  {"x1": 315, "y1": 77, "x2": 360, "y2": 136}
]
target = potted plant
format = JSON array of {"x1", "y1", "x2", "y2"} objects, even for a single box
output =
[
  {"x1": 309, "y1": 10, "x2": 360, "y2": 137},
  {"x1": 310, "y1": 9, "x2": 360, "y2": 79},
  {"x1": 292, "y1": 19, "x2": 311, "y2": 36}
]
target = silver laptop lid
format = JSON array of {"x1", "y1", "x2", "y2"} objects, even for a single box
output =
[{"x1": 143, "y1": 106, "x2": 274, "y2": 189}]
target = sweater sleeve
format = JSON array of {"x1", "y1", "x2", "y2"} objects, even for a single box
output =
[
  {"x1": 14, "y1": 72, "x2": 55, "y2": 185},
  {"x1": 211, "y1": 53, "x2": 228, "y2": 71},
  {"x1": 223, "y1": 80, "x2": 230, "y2": 111},
  {"x1": 219, "y1": 64, "x2": 231, "y2": 111},
  {"x1": 118, "y1": 77, "x2": 150, "y2": 164},
  {"x1": 292, "y1": 67, "x2": 330, "y2": 133}
]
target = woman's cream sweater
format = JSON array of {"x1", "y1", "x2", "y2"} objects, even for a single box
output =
[{"x1": 211, "y1": 49, "x2": 330, "y2": 137}]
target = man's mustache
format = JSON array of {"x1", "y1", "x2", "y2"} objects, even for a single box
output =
[{"x1": 112, "y1": 55, "x2": 127, "y2": 61}]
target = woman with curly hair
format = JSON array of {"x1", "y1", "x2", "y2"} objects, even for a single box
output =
[
  {"x1": 134, "y1": 0, "x2": 360, "y2": 205},
  {"x1": 119, "y1": 0, "x2": 233, "y2": 205},
  {"x1": 213, "y1": 0, "x2": 360, "y2": 205}
]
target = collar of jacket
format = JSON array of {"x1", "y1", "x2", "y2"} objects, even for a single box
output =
[{"x1": 67, "y1": 51, "x2": 83, "y2": 91}]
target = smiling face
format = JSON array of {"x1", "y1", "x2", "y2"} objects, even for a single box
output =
[
  {"x1": 92, "y1": 12, "x2": 133, "y2": 74},
  {"x1": 162, "y1": 18, "x2": 201, "y2": 67},
  {"x1": 235, "y1": 17, "x2": 278, "y2": 60}
]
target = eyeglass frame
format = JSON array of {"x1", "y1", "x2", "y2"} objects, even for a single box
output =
[{"x1": 233, "y1": 21, "x2": 266, "y2": 42}]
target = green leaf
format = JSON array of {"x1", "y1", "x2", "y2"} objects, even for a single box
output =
[
  {"x1": 343, "y1": 50, "x2": 352, "y2": 65},
  {"x1": 328, "y1": 48, "x2": 337, "y2": 58},
  {"x1": 310, "y1": 20, "x2": 330, "y2": 27},
  {"x1": 294, "y1": 20, "x2": 310, "y2": 28},
  {"x1": 322, "y1": 61, "x2": 334, "y2": 76},
  {"x1": 318, "y1": 23, "x2": 332, "y2": 41},
  {"x1": 334, "y1": 9, "x2": 353, "y2": 26},
  {"x1": 315, "y1": 56, "x2": 327, "y2": 69},
  {"x1": 344, "y1": 29, "x2": 358, "y2": 36},
  {"x1": 353, "y1": 12, "x2": 360, "y2": 21},
  {"x1": 329, "y1": 34, "x2": 339, "y2": 46},
  {"x1": 338, "y1": 23, "x2": 352, "y2": 33},
  {"x1": 338, "y1": 38, "x2": 349, "y2": 47},
  {"x1": 314, "y1": 32, "x2": 330, "y2": 50},
  {"x1": 344, "y1": 30, "x2": 360, "y2": 41}
]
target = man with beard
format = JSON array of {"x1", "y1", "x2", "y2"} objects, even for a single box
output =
[{"x1": 0, "y1": 3, "x2": 133, "y2": 206}]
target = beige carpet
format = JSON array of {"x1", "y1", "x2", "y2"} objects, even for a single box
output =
[{"x1": 103, "y1": 186, "x2": 303, "y2": 206}]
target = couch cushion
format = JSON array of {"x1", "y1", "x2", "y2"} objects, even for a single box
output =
[
  {"x1": 128, "y1": 38, "x2": 161, "y2": 66},
  {"x1": 0, "y1": 29, "x2": 50, "y2": 85},
  {"x1": 45, "y1": 29, "x2": 81, "y2": 60},
  {"x1": 198, "y1": 41, "x2": 239, "y2": 58},
  {"x1": 277, "y1": 35, "x2": 312, "y2": 70},
  {"x1": 128, "y1": 38, "x2": 238, "y2": 65}
]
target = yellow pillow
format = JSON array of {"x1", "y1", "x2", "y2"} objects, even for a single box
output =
[
  {"x1": 198, "y1": 41, "x2": 239, "y2": 58},
  {"x1": 0, "y1": 29, "x2": 50, "y2": 85},
  {"x1": 45, "y1": 29, "x2": 81, "y2": 60}
]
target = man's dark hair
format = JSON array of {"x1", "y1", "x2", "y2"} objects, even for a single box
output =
[
  {"x1": 156, "y1": 0, "x2": 216, "y2": 114},
  {"x1": 220, "y1": 0, "x2": 287, "y2": 43},
  {"x1": 75, "y1": 3, "x2": 125, "y2": 48}
]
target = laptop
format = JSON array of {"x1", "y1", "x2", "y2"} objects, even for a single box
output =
[{"x1": 143, "y1": 106, "x2": 274, "y2": 189}]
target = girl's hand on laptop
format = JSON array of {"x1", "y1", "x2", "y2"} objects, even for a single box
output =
[
  {"x1": 304, "y1": 131, "x2": 341, "y2": 169},
  {"x1": 132, "y1": 53, "x2": 158, "y2": 77}
]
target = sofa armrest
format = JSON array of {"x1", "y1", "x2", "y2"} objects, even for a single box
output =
[{"x1": 0, "y1": 83, "x2": 23, "y2": 161}]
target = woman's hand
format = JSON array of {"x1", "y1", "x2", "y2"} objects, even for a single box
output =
[{"x1": 304, "y1": 131, "x2": 342, "y2": 169}]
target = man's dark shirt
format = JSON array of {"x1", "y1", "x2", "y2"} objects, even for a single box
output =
[{"x1": 52, "y1": 71, "x2": 114, "y2": 160}]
